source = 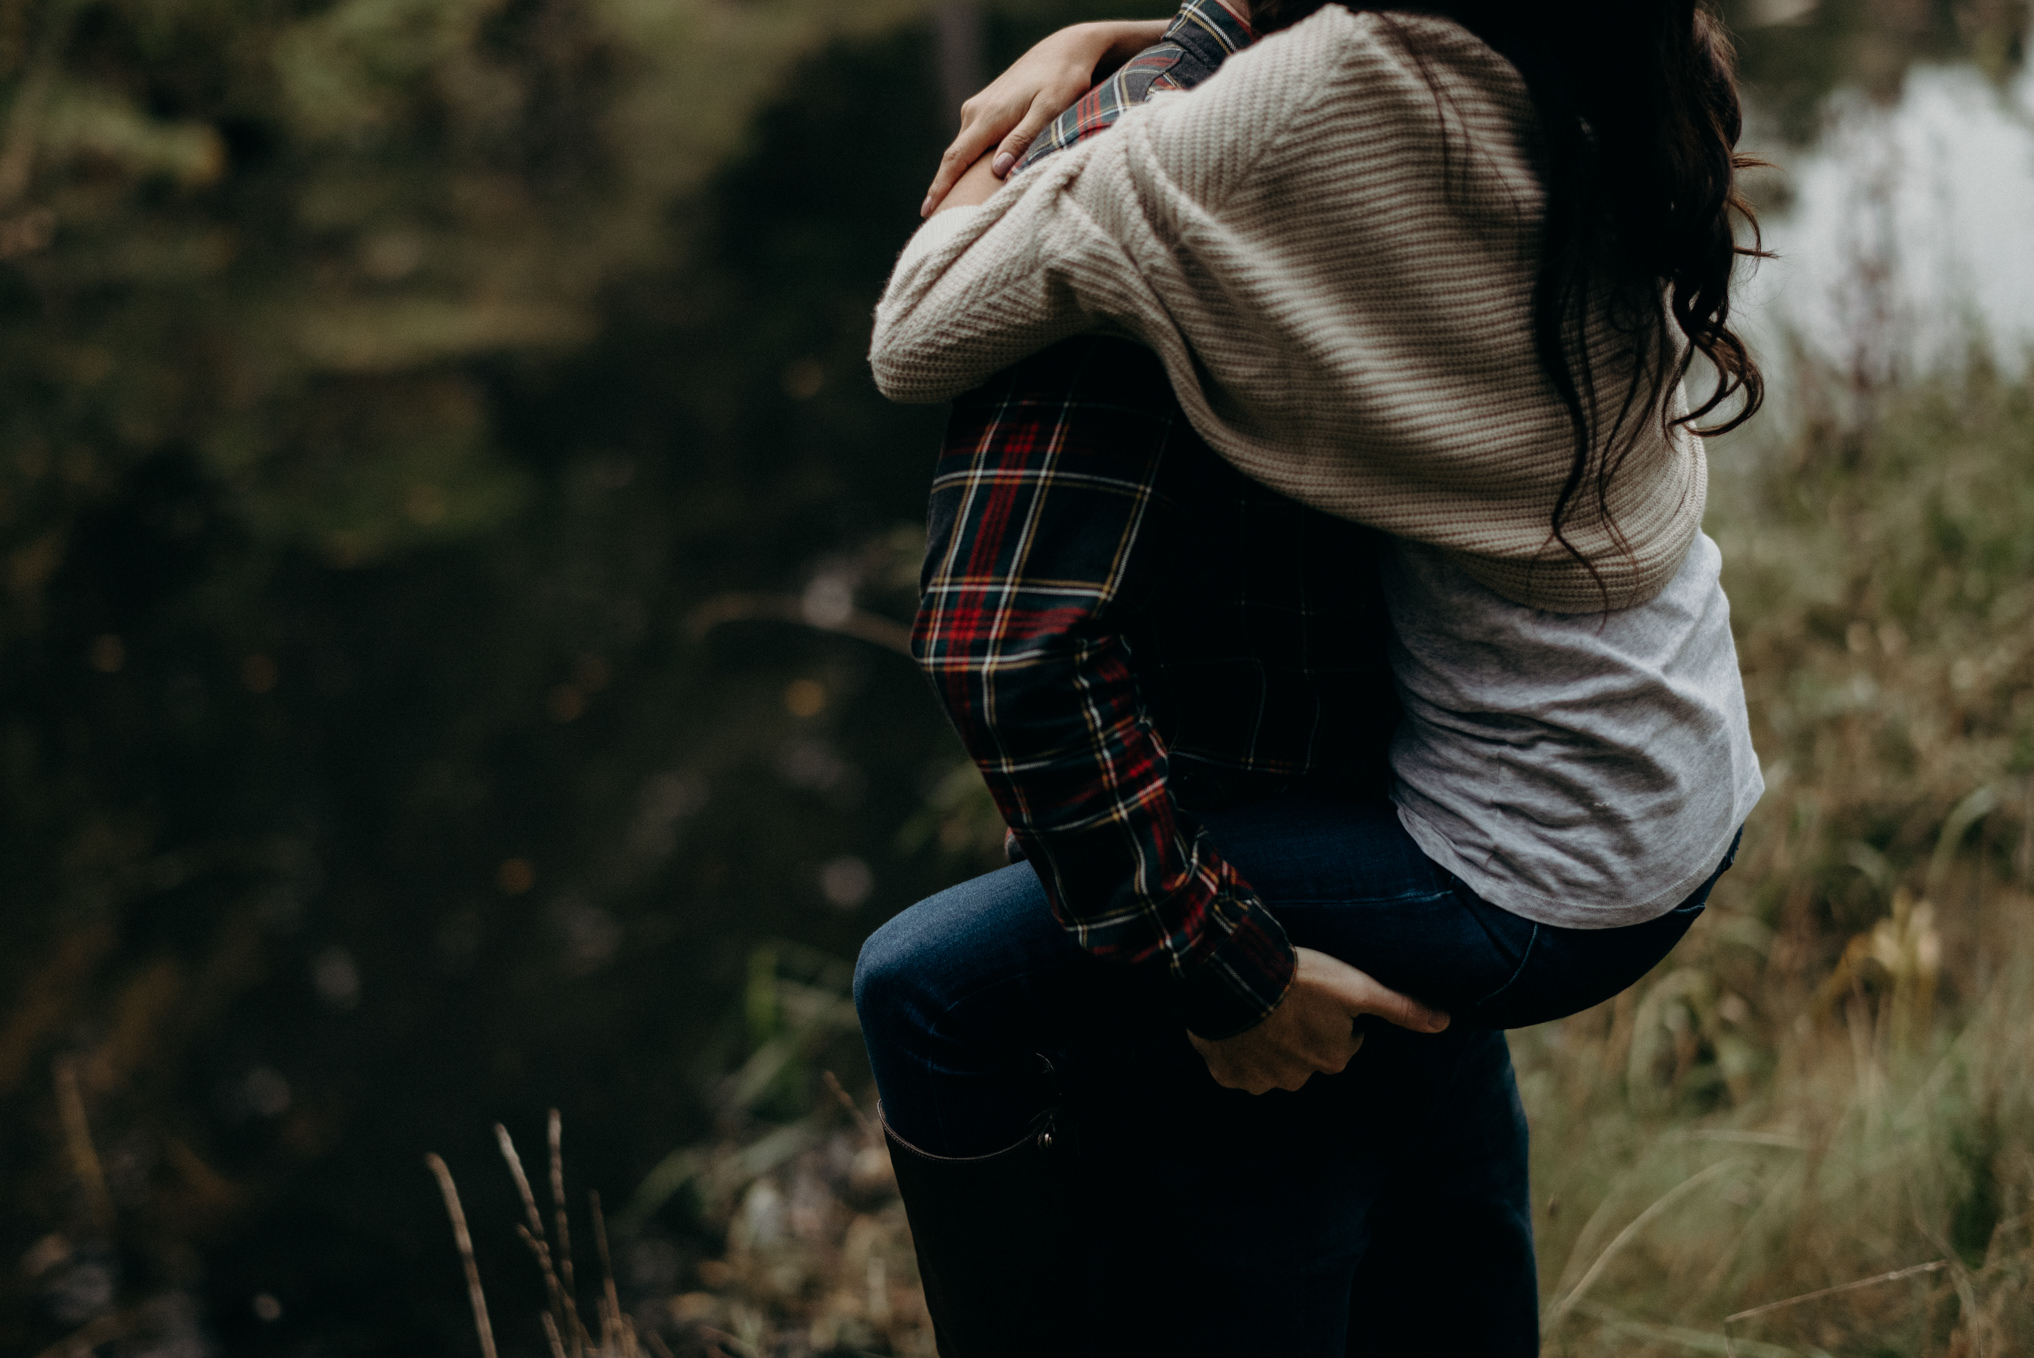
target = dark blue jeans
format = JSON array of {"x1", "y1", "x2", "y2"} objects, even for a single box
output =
[{"x1": 855, "y1": 795, "x2": 1735, "y2": 1355}]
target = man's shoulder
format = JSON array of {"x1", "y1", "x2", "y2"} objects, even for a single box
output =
[
  {"x1": 1015, "y1": 0, "x2": 1255, "y2": 173},
  {"x1": 1014, "y1": 41, "x2": 1199, "y2": 174}
]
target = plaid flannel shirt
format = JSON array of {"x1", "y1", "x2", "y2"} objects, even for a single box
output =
[
  {"x1": 1014, "y1": 0, "x2": 1257, "y2": 174},
  {"x1": 915, "y1": 1, "x2": 1398, "y2": 1040}
]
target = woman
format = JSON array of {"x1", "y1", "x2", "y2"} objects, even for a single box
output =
[{"x1": 859, "y1": 3, "x2": 1765, "y2": 1353}]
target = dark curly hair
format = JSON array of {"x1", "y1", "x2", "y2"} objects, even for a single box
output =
[{"x1": 1250, "y1": 0, "x2": 1766, "y2": 594}]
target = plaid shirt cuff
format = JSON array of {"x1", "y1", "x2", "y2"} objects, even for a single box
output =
[{"x1": 1171, "y1": 882, "x2": 1298, "y2": 1038}]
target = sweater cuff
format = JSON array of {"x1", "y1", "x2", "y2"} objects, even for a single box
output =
[{"x1": 1173, "y1": 888, "x2": 1298, "y2": 1040}]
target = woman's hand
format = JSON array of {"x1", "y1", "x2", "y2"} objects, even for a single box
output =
[
  {"x1": 1189, "y1": 948, "x2": 1449, "y2": 1095},
  {"x1": 921, "y1": 19, "x2": 1169, "y2": 218}
]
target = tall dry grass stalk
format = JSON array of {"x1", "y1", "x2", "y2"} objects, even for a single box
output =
[
  {"x1": 429, "y1": 1100, "x2": 927, "y2": 1358},
  {"x1": 1519, "y1": 872, "x2": 2032, "y2": 1355},
  {"x1": 430, "y1": 1116, "x2": 670, "y2": 1358},
  {"x1": 425, "y1": 1152, "x2": 500, "y2": 1358}
]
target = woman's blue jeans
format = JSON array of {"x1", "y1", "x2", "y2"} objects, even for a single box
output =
[{"x1": 855, "y1": 795, "x2": 1736, "y2": 1354}]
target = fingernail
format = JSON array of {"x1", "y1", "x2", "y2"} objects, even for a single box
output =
[
  {"x1": 992, "y1": 152, "x2": 1016, "y2": 177},
  {"x1": 919, "y1": 197, "x2": 935, "y2": 218}
]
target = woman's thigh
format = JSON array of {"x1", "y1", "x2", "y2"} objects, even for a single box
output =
[
  {"x1": 854, "y1": 795, "x2": 1525, "y2": 1150},
  {"x1": 1198, "y1": 795, "x2": 1531, "y2": 1016},
  {"x1": 854, "y1": 795, "x2": 1487, "y2": 1074},
  {"x1": 1203, "y1": 797, "x2": 1732, "y2": 1029},
  {"x1": 1470, "y1": 828, "x2": 1738, "y2": 1027}
]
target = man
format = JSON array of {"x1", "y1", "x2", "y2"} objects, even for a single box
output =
[{"x1": 857, "y1": 6, "x2": 1540, "y2": 1353}]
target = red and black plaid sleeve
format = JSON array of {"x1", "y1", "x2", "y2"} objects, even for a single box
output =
[
  {"x1": 914, "y1": 337, "x2": 1295, "y2": 1039},
  {"x1": 911, "y1": 0, "x2": 1304, "y2": 1037},
  {"x1": 1014, "y1": 0, "x2": 1257, "y2": 173}
]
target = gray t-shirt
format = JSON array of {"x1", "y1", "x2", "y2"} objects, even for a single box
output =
[{"x1": 1384, "y1": 533, "x2": 1763, "y2": 928}]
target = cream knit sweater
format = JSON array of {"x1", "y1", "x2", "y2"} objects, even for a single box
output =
[{"x1": 869, "y1": 7, "x2": 1706, "y2": 613}]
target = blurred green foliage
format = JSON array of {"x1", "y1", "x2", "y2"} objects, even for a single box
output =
[{"x1": 0, "y1": 0, "x2": 936, "y2": 591}]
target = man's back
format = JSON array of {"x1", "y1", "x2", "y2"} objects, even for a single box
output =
[{"x1": 918, "y1": 332, "x2": 1397, "y2": 1034}]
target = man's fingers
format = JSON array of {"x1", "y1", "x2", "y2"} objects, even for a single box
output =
[
  {"x1": 1200, "y1": 1050, "x2": 1315, "y2": 1096},
  {"x1": 1317, "y1": 1026, "x2": 1366, "y2": 1074},
  {"x1": 1342, "y1": 973, "x2": 1449, "y2": 1033},
  {"x1": 1209, "y1": 1063, "x2": 1275, "y2": 1095},
  {"x1": 1300, "y1": 1016, "x2": 1362, "y2": 1072},
  {"x1": 1297, "y1": 950, "x2": 1448, "y2": 1034}
]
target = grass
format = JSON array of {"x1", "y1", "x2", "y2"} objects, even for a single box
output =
[{"x1": 1514, "y1": 362, "x2": 2034, "y2": 1356}]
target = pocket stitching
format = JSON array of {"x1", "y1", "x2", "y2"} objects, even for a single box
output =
[{"x1": 1469, "y1": 921, "x2": 1540, "y2": 1012}]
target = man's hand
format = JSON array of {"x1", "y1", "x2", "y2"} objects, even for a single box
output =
[
  {"x1": 1189, "y1": 947, "x2": 1449, "y2": 1094},
  {"x1": 921, "y1": 19, "x2": 1169, "y2": 217}
]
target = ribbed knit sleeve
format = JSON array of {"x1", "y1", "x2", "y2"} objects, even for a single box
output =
[
  {"x1": 870, "y1": 8, "x2": 1709, "y2": 615},
  {"x1": 870, "y1": 41, "x2": 1306, "y2": 406}
]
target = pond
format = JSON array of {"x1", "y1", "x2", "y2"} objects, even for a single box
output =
[{"x1": 1752, "y1": 52, "x2": 2034, "y2": 385}]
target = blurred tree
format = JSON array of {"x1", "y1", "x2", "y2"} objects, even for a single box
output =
[{"x1": 0, "y1": 0, "x2": 936, "y2": 594}]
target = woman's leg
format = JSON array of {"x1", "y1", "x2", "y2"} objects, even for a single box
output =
[
  {"x1": 853, "y1": 796, "x2": 1529, "y2": 1157},
  {"x1": 1194, "y1": 795, "x2": 1533, "y2": 1018},
  {"x1": 1464, "y1": 827, "x2": 1742, "y2": 1028},
  {"x1": 861, "y1": 793, "x2": 1736, "y2": 1161},
  {"x1": 1200, "y1": 795, "x2": 1737, "y2": 1029}
]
